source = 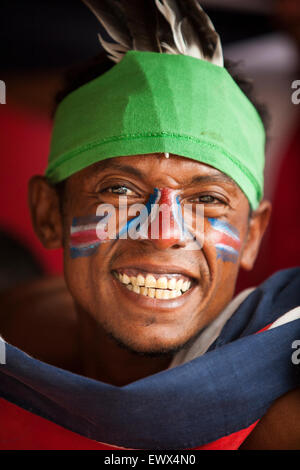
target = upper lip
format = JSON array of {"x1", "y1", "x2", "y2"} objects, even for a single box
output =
[{"x1": 112, "y1": 263, "x2": 199, "y2": 281}]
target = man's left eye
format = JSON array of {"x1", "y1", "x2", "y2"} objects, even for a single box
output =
[
  {"x1": 194, "y1": 195, "x2": 222, "y2": 204},
  {"x1": 107, "y1": 186, "x2": 134, "y2": 195}
]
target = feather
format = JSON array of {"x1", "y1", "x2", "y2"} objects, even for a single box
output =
[
  {"x1": 176, "y1": 0, "x2": 223, "y2": 65},
  {"x1": 82, "y1": 0, "x2": 224, "y2": 67},
  {"x1": 116, "y1": 0, "x2": 160, "y2": 51},
  {"x1": 155, "y1": 0, "x2": 185, "y2": 53},
  {"x1": 97, "y1": 34, "x2": 128, "y2": 63},
  {"x1": 82, "y1": 0, "x2": 132, "y2": 48}
]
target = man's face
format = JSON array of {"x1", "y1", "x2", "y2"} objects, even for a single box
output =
[{"x1": 56, "y1": 153, "x2": 256, "y2": 355}]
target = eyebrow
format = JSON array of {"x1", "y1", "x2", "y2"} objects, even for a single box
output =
[
  {"x1": 89, "y1": 159, "x2": 237, "y2": 188},
  {"x1": 89, "y1": 160, "x2": 144, "y2": 179},
  {"x1": 190, "y1": 174, "x2": 237, "y2": 187}
]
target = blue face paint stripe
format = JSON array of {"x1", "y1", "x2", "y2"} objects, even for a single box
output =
[
  {"x1": 216, "y1": 249, "x2": 239, "y2": 263},
  {"x1": 70, "y1": 244, "x2": 100, "y2": 259},
  {"x1": 173, "y1": 195, "x2": 184, "y2": 238},
  {"x1": 116, "y1": 188, "x2": 161, "y2": 239},
  {"x1": 174, "y1": 194, "x2": 193, "y2": 239},
  {"x1": 207, "y1": 218, "x2": 240, "y2": 240}
]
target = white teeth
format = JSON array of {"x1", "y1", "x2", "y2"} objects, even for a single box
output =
[
  {"x1": 148, "y1": 288, "x2": 156, "y2": 298},
  {"x1": 182, "y1": 281, "x2": 191, "y2": 292},
  {"x1": 145, "y1": 274, "x2": 156, "y2": 288},
  {"x1": 162, "y1": 289, "x2": 171, "y2": 299},
  {"x1": 156, "y1": 277, "x2": 168, "y2": 289},
  {"x1": 122, "y1": 273, "x2": 130, "y2": 285},
  {"x1": 115, "y1": 271, "x2": 192, "y2": 298},
  {"x1": 140, "y1": 287, "x2": 148, "y2": 296},
  {"x1": 167, "y1": 278, "x2": 177, "y2": 290},
  {"x1": 155, "y1": 289, "x2": 164, "y2": 299},
  {"x1": 137, "y1": 274, "x2": 145, "y2": 286}
]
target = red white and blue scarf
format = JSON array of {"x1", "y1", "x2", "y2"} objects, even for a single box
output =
[{"x1": 0, "y1": 268, "x2": 299, "y2": 450}]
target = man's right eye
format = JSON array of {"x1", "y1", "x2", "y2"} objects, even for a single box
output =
[{"x1": 107, "y1": 185, "x2": 134, "y2": 195}]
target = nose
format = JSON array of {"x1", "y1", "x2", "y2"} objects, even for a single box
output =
[{"x1": 147, "y1": 188, "x2": 187, "y2": 250}]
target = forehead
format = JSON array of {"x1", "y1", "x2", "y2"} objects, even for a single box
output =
[{"x1": 81, "y1": 153, "x2": 237, "y2": 187}]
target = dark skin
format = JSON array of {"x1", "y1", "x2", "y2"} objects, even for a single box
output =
[
  {"x1": 1, "y1": 153, "x2": 299, "y2": 448},
  {"x1": 28, "y1": 154, "x2": 271, "y2": 385}
]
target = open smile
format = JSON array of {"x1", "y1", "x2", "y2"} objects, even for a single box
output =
[{"x1": 113, "y1": 268, "x2": 194, "y2": 300}]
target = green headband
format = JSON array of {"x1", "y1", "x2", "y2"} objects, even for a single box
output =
[{"x1": 46, "y1": 50, "x2": 265, "y2": 209}]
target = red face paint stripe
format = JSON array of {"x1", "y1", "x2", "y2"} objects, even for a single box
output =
[
  {"x1": 210, "y1": 230, "x2": 241, "y2": 252},
  {"x1": 70, "y1": 229, "x2": 108, "y2": 246}
]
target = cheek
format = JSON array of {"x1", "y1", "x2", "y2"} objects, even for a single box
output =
[
  {"x1": 63, "y1": 255, "x2": 91, "y2": 311},
  {"x1": 204, "y1": 218, "x2": 241, "y2": 265},
  {"x1": 63, "y1": 239, "x2": 111, "y2": 315}
]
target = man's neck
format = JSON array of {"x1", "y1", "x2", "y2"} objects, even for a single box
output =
[{"x1": 75, "y1": 306, "x2": 173, "y2": 386}]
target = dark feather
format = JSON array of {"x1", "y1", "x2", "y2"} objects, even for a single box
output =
[
  {"x1": 82, "y1": 0, "x2": 132, "y2": 48},
  {"x1": 116, "y1": 0, "x2": 160, "y2": 51},
  {"x1": 155, "y1": 7, "x2": 177, "y2": 52},
  {"x1": 82, "y1": 0, "x2": 223, "y2": 66},
  {"x1": 177, "y1": 0, "x2": 219, "y2": 57}
]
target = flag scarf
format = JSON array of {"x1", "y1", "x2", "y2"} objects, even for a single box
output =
[{"x1": 0, "y1": 268, "x2": 299, "y2": 450}]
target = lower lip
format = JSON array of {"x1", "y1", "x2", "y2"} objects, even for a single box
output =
[{"x1": 112, "y1": 275, "x2": 196, "y2": 310}]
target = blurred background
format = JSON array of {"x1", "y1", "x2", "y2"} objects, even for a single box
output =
[{"x1": 0, "y1": 0, "x2": 299, "y2": 293}]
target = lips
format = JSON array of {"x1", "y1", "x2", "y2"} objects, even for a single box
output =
[{"x1": 113, "y1": 268, "x2": 193, "y2": 300}]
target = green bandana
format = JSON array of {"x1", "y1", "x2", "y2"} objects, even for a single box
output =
[{"x1": 46, "y1": 50, "x2": 265, "y2": 209}]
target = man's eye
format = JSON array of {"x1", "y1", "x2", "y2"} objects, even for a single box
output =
[
  {"x1": 107, "y1": 186, "x2": 134, "y2": 195},
  {"x1": 195, "y1": 195, "x2": 222, "y2": 204}
]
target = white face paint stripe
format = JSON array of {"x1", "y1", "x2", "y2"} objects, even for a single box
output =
[{"x1": 70, "y1": 223, "x2": 99, "y2": 234}]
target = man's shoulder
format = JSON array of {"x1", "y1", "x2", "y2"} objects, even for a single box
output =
[
  {"x1": 240, "y1": 387, "x2": 300, "y2": 450},
  {"x1": 0, "y1": 277, "x2": 78, "y2": 370}
]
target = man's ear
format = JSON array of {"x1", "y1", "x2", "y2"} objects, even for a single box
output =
[
  {"x1": 240, "y1": 200, "x2": 272, "y2": 271},
  {"x1": 28, "y1": 176, "x2": 64, "y2": 249}
]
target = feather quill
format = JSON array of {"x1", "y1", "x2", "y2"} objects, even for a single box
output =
[{"x1": 82, "y1": 0, "x2": 223, "y2": 67}]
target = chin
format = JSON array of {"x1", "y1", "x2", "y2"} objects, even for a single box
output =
[{"x1": 107, "y1": 326, "x2": 198, "y2": 357}]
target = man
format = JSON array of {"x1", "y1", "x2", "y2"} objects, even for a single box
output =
[{"x1": 0, "y1": 0, "x2": 299, "y2": 450}]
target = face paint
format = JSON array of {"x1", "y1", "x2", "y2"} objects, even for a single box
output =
[
  {"x1": 70, "y1": 214, "x2": 111, "y2": 258},
  {"x1": 70, "y1": 188, "x2": 200, "y2": 258},
  {"x1": 116, "y1": 188, "x2": 161, "y2": 239},
  {"x1": 208, "y1": 218, "x2": 241, "y2": 263},
  {"x1": 117, "y1": 188, "x2": 193, "y2": 242}
]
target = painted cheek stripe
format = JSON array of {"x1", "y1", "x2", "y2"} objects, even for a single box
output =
[
  {"x1": 208, "y1": 218, "x2": 241, "y2": 262},
  {"x1": 70, "y1": 215, "x2": 110, "y2": 258},
  {"x1": 70, "y1": 188, "x2": 198, "y2": 258}
]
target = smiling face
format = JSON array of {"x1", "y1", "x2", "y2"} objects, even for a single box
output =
[{"x1": 30, "y1": 153, "x2": 271, "y2": 355}]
